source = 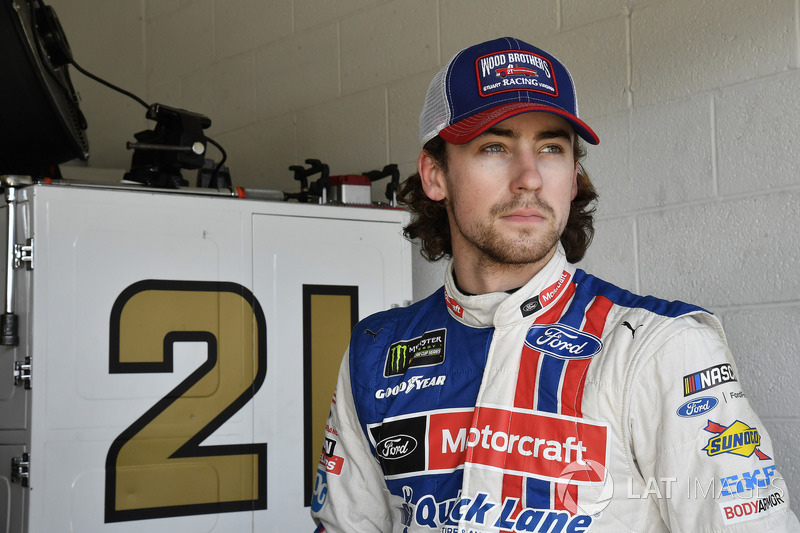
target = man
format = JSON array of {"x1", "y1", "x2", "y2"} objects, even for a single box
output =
[{"x1": 311, "y1": 37, "x2": 800, "y2": 532}]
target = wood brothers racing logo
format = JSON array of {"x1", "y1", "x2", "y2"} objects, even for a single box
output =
[
  {"x1": 476, "y1": 49, "x2": 558, "y2": 98},
  {"x1": 367, "y1": 406, "x2": 609, "y2": 531}
]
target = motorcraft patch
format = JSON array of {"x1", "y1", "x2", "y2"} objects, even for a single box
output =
[
  {"x1": 367, "y1": 406, "x2": 609, "y2": 482},
  {"x1": 683, "y1": 363, "x2": 737, "y2": 396},
  {"x1": 703, "y1": 420, "x2": 771, "y2": 460},
  {"x1": 384, "y1": 328, "x2": 446, "y2": 377}
]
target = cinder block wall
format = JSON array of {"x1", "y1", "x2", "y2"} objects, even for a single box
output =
[{"x1": 52, "y1": 0, "x2": 800, "y2": 515}]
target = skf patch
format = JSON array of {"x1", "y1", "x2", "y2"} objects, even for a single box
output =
[
  {"x1": 683, "y1": 363, "x2": 737, "y2": 396},
  {"x1": 703, "y1": 420, "x2": 771, "y2": 460},
  {"x1": 384, "y1": 329, "x2": 446, "y2": 377}
]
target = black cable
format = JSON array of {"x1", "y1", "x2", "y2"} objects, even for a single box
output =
[
  {"x1": 205, "y1": 136, "x2": 227, "y2": 180},
  {"x1": 68, "y1": 58, "x2": 150, "y2": 110}
]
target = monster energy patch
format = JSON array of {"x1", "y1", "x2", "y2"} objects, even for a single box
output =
[{"x1": 384, "y1": 329, "x2": 446, "y2": 377}]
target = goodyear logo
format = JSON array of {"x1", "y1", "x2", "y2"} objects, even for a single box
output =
[
  {"x1": 703, "y1": 420, "x2": 771, "y2": 460},
  {"x1": 384, "y1": 329, "x2": 446, "y2": 377}
]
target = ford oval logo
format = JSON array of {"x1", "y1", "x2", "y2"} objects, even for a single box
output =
[
  {"x1": 676, "y1": 396, "x2": 719, "y2": 418},
  {"x1": 376, "y1": 434, "x2": 417, "y2": 460},
  {"x1": 524, "y1": 324, "x2": 602, "y2": 360}
]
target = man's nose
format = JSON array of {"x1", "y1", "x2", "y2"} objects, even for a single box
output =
[{"x1": 510, "y1": 151, "x2": 543, "y2": 193}]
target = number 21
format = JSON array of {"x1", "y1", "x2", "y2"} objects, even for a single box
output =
[{"x1": 105, "y1": 280, "x2": 267, "y2": 522}]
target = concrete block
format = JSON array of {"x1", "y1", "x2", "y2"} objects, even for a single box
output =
[
  {"x1": 256, "y1": 25, "x2": 339, "y2": 119},
  {"x1": 631, "y1": 0, "x2": 796, "y2": 106},
  {"x1": 577, "y1": 217, "x2": 638, "y2": 294},
  {"x1": 581, "y1": 112, "x2": 630, "y2": 217},
  {"x1": 637, "y1": 191, "x2": 800, "y2": 308},
  {"x1": 716, "y1": 72, "x2": 800, "y2": 196},
  {"x1": 146, "y1": 0, "x2": 214, "y2": 83},
  {"x1": 182, "y1": 53, "x2": 257, "y2": 134},
  {"x1": 146, "y1": 0, "x2": 180, "y2": 20},
  {"x1": 757, "y1": 420, "x2": 800, "y2": 516},
  {"x1": 440, "y1": 0, "x2": 558, "y2": 60},
  {"x1": 214, "y1": 0, "x2": 292, "y2": 59},
  {"x1": 340, "y1": 0, "x2": 438, "y2": 94},
  {"x1": 147, "y1": 78, "x2": 182, "y2": 109},
  {"x1": 540, "y1": 16, "x2": 629, "y2": 119},
  {"x1": 295, "y1": 0, "x2": 385, "y2": 31},
  {"x1": 718, "y1": 305, "x2": 800, "y2": 419},
  {"x1": 296, "y1": 87, "x2": 387, "y2": 175},
  {"x1": 388, "y1": 70, "x2": 434, "y2": 165},
  {"x1": 412, "y1": 247, "x2": 448, "y2": 303},
  {"x1": 560, "y1": 0, "x2": 652, "y2": 29},
  {"x1": 628, "y1": 94, "x2": 715, "y2": 207},
  {"x1": 213, "y1": 113, "x2": 298, "y2": 190}
]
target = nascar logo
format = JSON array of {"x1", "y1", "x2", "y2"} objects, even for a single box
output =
[
  {"x1": 702, "y1": 420, "x2": 770, "y2": 460},
  {"x1": 683, "y1": 363, "x2": 736, "y2": 396}
]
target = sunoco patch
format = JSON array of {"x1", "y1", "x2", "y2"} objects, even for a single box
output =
[{"x1": 384, "y1": 329, "x2": 446, "y2": 377}]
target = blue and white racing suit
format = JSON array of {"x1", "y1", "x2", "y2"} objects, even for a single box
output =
[{"x1": 311, "y1": 246, "x2": 800, "y2": 532}]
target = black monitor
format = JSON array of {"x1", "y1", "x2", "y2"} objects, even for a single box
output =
[{"x1": 0, "y1": 0, "x2": 89, "y2": 175}]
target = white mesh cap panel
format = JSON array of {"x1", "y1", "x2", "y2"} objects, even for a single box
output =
[{"x1": 419, "y1": 60, "x2": 454, "y2": 146}]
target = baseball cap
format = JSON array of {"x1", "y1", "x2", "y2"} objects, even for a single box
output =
[{"x1": 419, "y1": 37, "x2": 599, "y2": 146}]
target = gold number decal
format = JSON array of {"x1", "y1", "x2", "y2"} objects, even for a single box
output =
[
  {"x1": 105, "y1": 280, "x2": 267, "y2": 522},
  {"x1": 302, "y1": 285, "x2": 358, "y2": 506}
]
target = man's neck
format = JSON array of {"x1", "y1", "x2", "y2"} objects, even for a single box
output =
[{"x1": 452, "y1": 248, "x2": 557, "y2": 295}]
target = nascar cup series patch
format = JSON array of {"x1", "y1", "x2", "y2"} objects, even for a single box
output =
[
  {"x1": 384, "y1": 329, "x2": 446, "y2": 377},
  {"x1": 476, "y1": 49, "x2": 558, "y2": 98},
  {"x1": 702, "y1": 420, "x2": 771, "y2": 460}
]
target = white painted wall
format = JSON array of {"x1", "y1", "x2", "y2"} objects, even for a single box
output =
[{"x1": 50, "y1": 0, "x2": 800, "y2": 516}]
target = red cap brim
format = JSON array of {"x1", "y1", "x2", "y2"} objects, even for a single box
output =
[{"x1": 439, "y1": 103, "x2": 599, "y2": 145}]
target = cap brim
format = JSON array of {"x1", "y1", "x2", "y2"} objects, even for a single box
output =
[{"x1": 439, "y1": 102, "x2": 599, "y2": 145}]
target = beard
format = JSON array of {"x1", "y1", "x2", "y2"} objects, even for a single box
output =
[{"x1": 449, "y1": 193, "x2": 564, "y2": 267}]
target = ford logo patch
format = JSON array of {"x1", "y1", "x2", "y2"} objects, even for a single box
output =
[
  {"x1": 524, "y1": 324, "x2": 602, "y2": 360},
  {"x1": 676, "y1": 396, "x2": 719, "y2": 418},
  {"x1": 376, "y1": 435, "x2": 418, "y2": 460}
]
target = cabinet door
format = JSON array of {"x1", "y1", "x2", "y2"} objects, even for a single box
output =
[
  {"x1": 251, "y1": 213, "x2": 410, "y2": 532},
  {"x1": 0, "y1": 444, "x2": 28, "y2": 533}
]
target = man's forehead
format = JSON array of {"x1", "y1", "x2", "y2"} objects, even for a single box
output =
[{"x1": 477, "y1": 112, "x2": 576, "y2": 141}]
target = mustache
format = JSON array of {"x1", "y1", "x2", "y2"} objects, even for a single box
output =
[{"x1": 490, "y1": 194, "x2": 555, "y2": 217}]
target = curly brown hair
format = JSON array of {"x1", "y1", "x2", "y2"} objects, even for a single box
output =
[{"x1": 398, "y1": 135, "x2": 598, "y2": 263}]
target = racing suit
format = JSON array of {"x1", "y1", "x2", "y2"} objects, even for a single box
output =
[{"x1": 311, "y1": 246, "x2": 800, "y2": 532}]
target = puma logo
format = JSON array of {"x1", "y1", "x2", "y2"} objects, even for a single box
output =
[
  {"x1": 364, "y1": 328, "x2": 383, "y2": 341},
  {"x1": 622, "y1": 321, "x2": 643, "y2": 338}
]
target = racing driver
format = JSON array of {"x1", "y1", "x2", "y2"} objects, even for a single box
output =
[{"x1": 310, "y1": 36, "x2": 800, "y2": 532}]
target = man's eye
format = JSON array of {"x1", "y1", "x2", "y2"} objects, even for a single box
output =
[
  {"x1": 541, "y1": 144, "x2": 564, "y2": 154},
  {"x1": 483, "y1": 144, "x2": 505, "y2": 153}
]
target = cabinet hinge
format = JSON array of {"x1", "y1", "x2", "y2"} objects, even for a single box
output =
[
  {"x1": 11, "y1": 453, "x2": 30, "y2": 487},
  {"x1": 14, "y1": 356, "x2": 31, "y2": 389},
  {"x1": 14, "y1": 237, "x2": 33, "y2": 270}
]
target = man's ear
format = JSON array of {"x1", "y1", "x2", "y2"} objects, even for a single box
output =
[
  {"x1": 571, "y1": 162, "x2": 579, "y2": 201},
  {"x1": 418, "y1": 150, "x2": 447, "y2": 201}
]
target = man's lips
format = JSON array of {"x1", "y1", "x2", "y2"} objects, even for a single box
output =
[{"x1": 501, "y1": 209, "x2": 547, "y2": 222}]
